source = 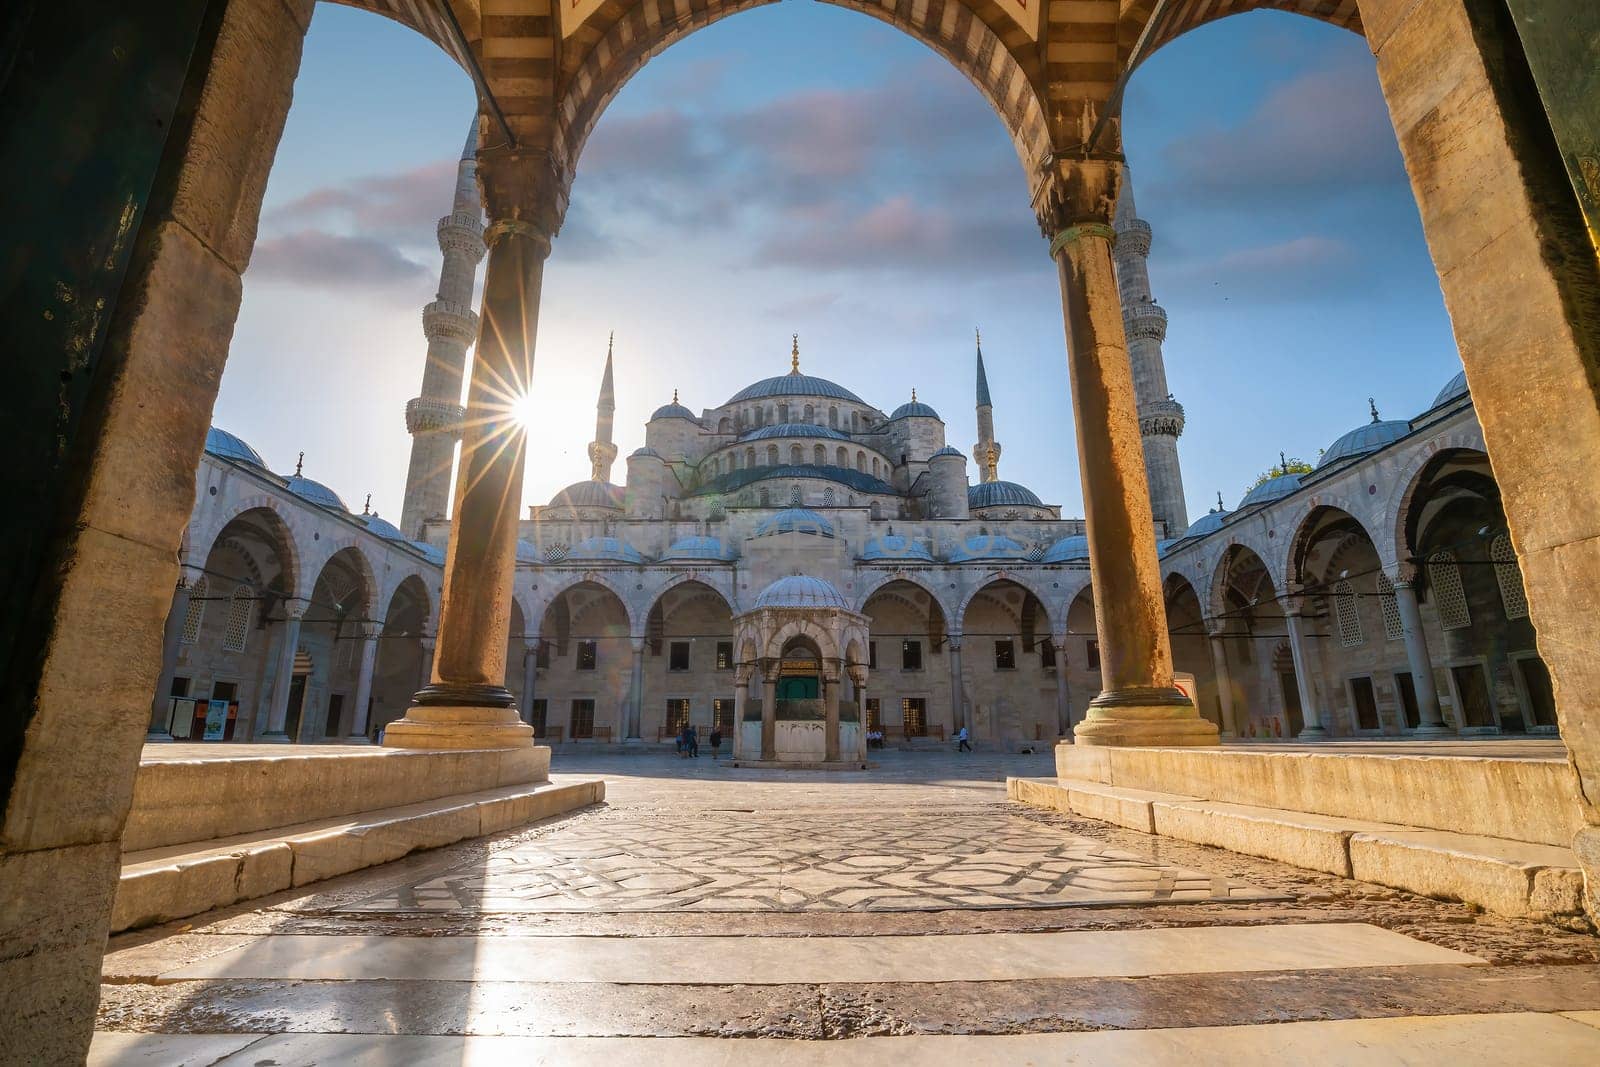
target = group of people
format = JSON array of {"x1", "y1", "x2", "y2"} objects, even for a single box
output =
[{"x1": 675, "y1": 724, "x2": 722, "y2": 759}]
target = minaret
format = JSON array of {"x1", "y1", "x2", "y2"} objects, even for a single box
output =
[
  {"x1": 972, "y1": 329, "x2": 1002, "y2": 483},
  {"x1": 400, "y1": 117, "x2": 487, "y2": 538},
  {"x1": 587, "y1": 334, "x2": 618, "y2": 482},
  {"x1": 1114, "y1": 169, "x2": 1189, "y2": 533}
]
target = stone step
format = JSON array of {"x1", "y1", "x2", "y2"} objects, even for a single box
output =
[
  {"x1": 1008, "y1": 777, "x2": 1585, "y2": 920},
  {"x1": 113, "y1": 779, "x2": 603, "y2": 933}
]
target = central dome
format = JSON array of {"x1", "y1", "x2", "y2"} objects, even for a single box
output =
[
  {"x1": 755, "y1": 575, "x2": 849, "y2": 610},
  {"x1": 727, "y1": 372, "x2": 864, "y2": 406}
]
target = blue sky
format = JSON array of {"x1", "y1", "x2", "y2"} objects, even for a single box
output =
[{"x1": 219, "y1": 3, "x2": 1463, "y2": 525}]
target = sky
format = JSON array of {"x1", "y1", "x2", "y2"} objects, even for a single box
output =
[{"x1": 218, "y1": 2, "x2": 1464, "y2": 526}]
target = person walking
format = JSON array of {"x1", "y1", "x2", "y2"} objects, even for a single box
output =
[
  {"x1": 956, "y1": 725, "x2": 972, "y2": 752},
  {"x1": 709, "y1": 725, "x2": 722, "y2": 760},
  {"x1": 689, "y1": 724, "x2": 700, "y2": 758}
]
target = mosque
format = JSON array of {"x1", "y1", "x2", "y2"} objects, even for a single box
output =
[{"x1": 151, "y1": 134, "x2": 1550, "y2": 752}]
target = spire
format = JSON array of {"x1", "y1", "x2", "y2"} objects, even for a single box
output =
[
  {"x1": 1216, "y1": 490, "x2": 1225, "y2": 513},
  {"x1": 588, "y1": 335, "x2": 618, "y2": 482},
  {"x1": 975, "y1": 329, "x2": 992, "y2": 408},
  {"x1": 598, "y1": 333, "x2": 615, "y2": 414},
  {"x1": 911, "y1": 387, "x2": 917, "y2": 403},
  {"x1": 461, "y1": 114, "x2": 478, "y2": 161},
  {"x1": 294, "y1": 451, "x2": 304, "y2": 477},
  {"x1": 672, "y1": 388, "x2": 679, "y2": 403},
  {"x1": 790, "y1": 334, "x2": 800, "y2": 375},
  {"x1": 972, "y1": 329, "x2": 1001, "y2": 484},
  {"x1": 1369, "y1": 396, "x2": 1381, "y2": 423},
  {"x1": 363, "y1": 493, "x2": 372, "y2": 515}
]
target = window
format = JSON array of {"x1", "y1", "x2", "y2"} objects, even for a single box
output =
[
  {"x1": 716, "y1": 641, "x2": 733, "y2": 670},
  {"x1": 822, "y1": 487, "x2": 834, "y2": 507},
  {"x1": 222, "y1": 584, "x2": 252, "y2": 652},
  {"x1": 170, "y1": 676, "x2": 191, "y2": 698},
  {"x1": 995, "y1": 640, "x2": 1016, "y2": 670},
  {"x1": 1451, "y1": 663, "x2": 1494, "y2": 727},
  {"x1": 1491, "y1": 533, "x2": 1529, "y2": 620},
  {"x1": 804, "y1": 404, "x2": 814, "y2": 422},
  {"x1": 324, "y1": 694, "x2": 345, "y2": 738},
  {"x1": 1087, "y1": 640, "x2": 1101, "y2": 671},
  {"x1": 814, "y1": 444, "x2": 826, "y2": 465},
  {"x1": 866, "y1": 698, "x2": 881, "y2": 731},
  {"x1": 836, "y1": 446, "x2": 848, "y2": 467},
  {"x1": 577, "y1": 641, "x2": 597, "y2": 670},
  {"x1": 829, "y1": 406, "x2": 838, "y2": 429},
  {"x1": 868, "y1": 641, "x2": 878, "y2": 669},
  {"x1": 767, "y1": 444, "x2": 779, "y2": 466},
  {"x1": 529, "y1": 699, "x2": 548, "y2": 735},
  {"x1": 570, "y1": 699, "x2": 595, "y2": 739},
  {"x1": 745, "y1": 447, "x2": 756, "y2": 468},
  {"x1": 789, "y1": 445, "x2": 803, "y2": 465},
  {"x1": 1333, "y1": 580, "x2": 1363, "y2": 648},
  {"x1": 1041, "y1": 641, "x2": 1058, "y2": 669},
  {"x1": 1394, "y1": 672, "x2": 1420, "y2": 729},
  {"x1": 669, "y1": 641, "x2": 690, "y2": 671},
  {"x1": 712, "y1": 698, "x2": 734, "y2": 732},
  {"x1": 778, "y1": 403, "x2": 789, "y2": 422},
  {"x1": 536, "y1": 642, "x2": 551, "y2": 668},
  {"x1": 872, "y1": 458, "x2": 879, "y2": 477},
  {"x1": 856, "y1": 451, "x2": 866, "y2": 473},
  {"x1": 1377, "y1": 573, "x2": 1404, "y2": 641},
  {"x1": 180, "y1": 576, "x2": 208, "y2": 644},
  {"x1": 759, "y1": 487, "x2": 771, "y2": 507},
  {"x1": 901, "y1": 640, "x2": 922, "y2": 671},
  {"x1": 790, "y1": 484, "x2": 802, "y2": 506},
  {"x1": 903, "y1": 698, "x2": 927, "y2": 736},
  {"x1": 666, "y1": 698, "x2": 691, "y2": 733},
  {"x1": 1349, "y1": 676, "x2": 1380, "y2": 730},
  {"x1": 1429, "y1": 550, "x2": 1471, "y2": 630}
]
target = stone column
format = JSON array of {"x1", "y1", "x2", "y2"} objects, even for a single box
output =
[
  {"x1": 1283, "y1": 607, "x2": 1325, "y2": 740},
  {"x1": 417, "y1": 635, "x2": 436, "y2": 691},
  {"x1": 627, "y1": 637, "x2": 645, "y2": 740},
  {"x1": 349, "y1": 626, "x2": 379, "y2": 739},
  {"x1": 850, "y1": 666, "x2": 869, "y2": 760},
  {"x1": 386, "y1": 144, "x2": 563, "y2": 750},
  {"x1": 1035, "y1": 157, "x2": 1216, "y2": 748},
  {"x1": 147, "y1": 581, "x2": 191, "y2": 739},
  {"x1": 948, "y1": 635, "x2": 965, "y2": 731},
  {"x1": 521, "y1": 640, "x2": 539, "y2": 727},
  {"x1": 824, "y1": 670, "x2": 841, "y2": 763},
  {"x1": 1053, "y1": 635, "x2": 1072, "y2": 737},
  {"x1": 261, "y1": 604, "x2": 304, "y2": 741},
  {"x1": 761, "y1": 670, "x2": 778, "y2": 761},
  {"x1": 1392, "y1": 571, "x2": 1451, "y2": 736},
  {"x1": 1207, "y1": 624, "x2": 1238, "y2": 739},
  {"x1": 732, "y1": 666, "x2": 751, "y2": 759}
]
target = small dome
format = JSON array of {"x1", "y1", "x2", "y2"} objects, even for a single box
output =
[
  {"x1": 1432, "y1": 370, "x2": 1469, "y2": 408},
  {"x1": 754, "y1": 574, "x2": 849, "y2": 610},
  {"x1": 361, "y1": 514, "x2": 407, "y2": 542},
  {"x1": 890, "y1": 399, "x2": 940, "y2": 421},
  {"x1": 409, "y1": 540, "x2": 445, "y2": 566},
  {"x1": 1318, "y1": 419, "x2": 1410, "y2": 469},
  {"x1": 859, "y1": 534, "x2": 934, "y2": 562},
  {"x1": 946, "y1": 533, "x2": 1028, "y2": 562},
  {"x1": 1239, "y1": 472, "x2": 1302, "y2": 509},
  {"x1": 1157, "y1": 538, "x2": 1178, "y2": 557},
  {"x1": 630, "y1": 446, "x2": 663, "y2": 460},
  {"x1": 651, "y1": 400, "x2": 698, "y2": 422},
  {"x1": 516, "y1": 539, "x2": 540, "y2": 563},
  {"x1": 204, "y1": 426, "x2": 267, "y2": 469},
  {"x1": 1181, "y1": 508, "x2": 1230, "y2": 540},
  {"x1": 663, "y1": 535, "x2": 737, "y2": 561},
  {"x1": 728, "y1": 374, "x2": 864, "y2": 406},
  {"x1": 930, "y1": 446, "x2": 965, "y2": 461},
  {"x1": 740, "y1": 423, "x2": 849, "y2": 442},
  {"x1": 754, "y1": 508, "x2": 835, "y2": 538},
  {"x1": 968, "y1": 481, "x2": 1044, "y2": 509},
  {"x1": 286, "y1": 475, "x2": 347, "y2": 512},
  {"x1": 567, "y1": 536, "x2": 647, "y2": 564},
  {"x1": 1041, "y1": 535, "x2": 1089, "y2": 563},
  {"x1": 549, "y1": 479, "x2": 625, "y2": 510}
]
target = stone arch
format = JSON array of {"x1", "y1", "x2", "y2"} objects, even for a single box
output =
[
  {"x1": 185, "y1": 495, "x2": 304, "y2": 596},
  {"x1": 1126, "y1": 0, "x2": 1365, "y2": 65},
  {"x1": 1382, "y1": 429, "x2": 1491, "y2": 567},
  {"x1": 1208, "y1": 540, "x2": 1281, "y2": 623},
  {"x1": 642, "y1": 572, "x2": 737, "y2": 621},
  {"x1": 854, "y1": 570, "x2": 953, "y2": 624},
  {"x1": 380, "y1": 571, "x2": 433, "y2": 633},
  {"x1": 763, "y1": 617, "x2": 841, "y2": 663},
  {"x1": 556, "y1": 0, "x2": 1052, "y2": 200},
  {"x1": 533, "y1": 571, "x2": 643, "y2": 636},
  {"x1": 299, "y1": 539, "x2": 380, "y2": 620},
  {"x1": 1286, "y1": 501, "x2": 1386, "y2": 591},
  {"x1": 955, "y1": 571, "x2": 1056, "y2": 631}
]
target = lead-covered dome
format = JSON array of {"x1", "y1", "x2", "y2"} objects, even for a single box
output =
[
  {"x1": 1041, "y1": 535, "x2": 1089, "y2": 563},
  {"x1": 286, "y1": 475, "x2": 347, "y2": 512},
  {"x1": 968, "y1": 481, "x2": 1043, "y2": 509},
  {"x1": 361, "y1": 514, "x2": 407, "y2": 542},
  {"x1": 410, "y1": 541, "x2": 445, "y2": 565},
  {"x1": 1432, "y1": 369, "x2": 1469, "y2": 408},
  {"x1": 741, "y1": 423, "x2": 849, "y2": 442},
  {"x1": 728, "y1": 373, "x2": 863, "y2": 406},
  {"x1": 1239, "y1": 472, "x2": 1302, "y2": 509},
  {"x1": 549, "y1": 479, "x2": 625, "y2": 510},
  {"x1": 946, "y1": 533, "x2": 1028, "y2": 562},
  {"x1": 1181, "y1": 508, "x2": 1230, "y2": 540},
  {"x1": 662, "y1": 535, "x2": 738, "y2": 561},
  {"x1": 567, "y1": 536, "x2": 647, "y2": 564},
  {"x1": 205, "y1": 426, "x2": 267, "y2": 469},
  {"x1": 651, "y1": 398, "x2": 698, "y2": 421},
  {"x1": 754, "y1": 508, "x2": 835, "y2": 538},
  {"x1": 930, "y1": 445, "x2": 965, "y2": 460},
  {"x1": 1318, "y1": 417, "x2": 1409, "y2": 469},
  {"x1": 755, "y1": 575, "x2": 849, "y2": 610},
  {"x1": 859, "y1": 534, "x2": 934, "y2": 562},
  {"x1": 890, "y1": 398, "x2": 940, "y2": 420}
]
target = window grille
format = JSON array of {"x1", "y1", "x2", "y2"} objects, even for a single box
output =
[
  {"x1": 1333, "y1": 580, "x2": 1363, "y2": 648},
  {"x1": 221, "y1": 584, "x2": 252, "y2": 652},
  {"x1": 180, "y1": 577, "x2": 208, "y2": 644},
  {"x1": 1490, "y1": 533, "x2": 1528, "y2": 620},
  {"x1": 1429, "y1": 550, "x2": 1471, "y2": 630},
  {"x1": 1377, "y1": 573, "x2": 1404, "y2": 641},
  {"x1": 790, "y1": 484, "x2": 802, "y2": 506},
  {"x1": 822, "y1": 487, "x2": 835, "y2": 507},
  {"x1": 902, "y1": 698, "x2": 927, "y2": 736}
]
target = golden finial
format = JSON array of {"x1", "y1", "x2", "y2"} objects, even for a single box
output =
[
  {"x1": 791, "y1": 334, "x2": 800, "y2": 374},
  {"x1": 362, "y1": 493, "x2": 371, "y2": 515},
  {"x1": 672, "y1": 388, "x2": 679, "y2": 403},
  {"x1": 911, "y1": 388, "x2": 918, "y2": 403},
  {"x1": 975, "y1": 326, "x2": 982, "y2": 352},
  {"x1": 295, "y1": 451, "x2": 304, "y2": 477}
]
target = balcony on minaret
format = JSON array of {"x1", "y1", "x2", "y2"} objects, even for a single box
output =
[
  {"x1": 422, "y1": 299, "x2": 479, "y2": 345},
  {"x1": 1137, "y1": 397, "x2": 1186, "y2": 439},
  {"x1": 1124, "y1": 301, "x2": 1168, "y2": 344},
  {"x1": 1114, "y1": 217, "x2": 1152, "y2": 258},
  {"x1": 436, "y1": 211, "x2": 486, "y2": 259},
  {"x1": 406, "y1": 396, "x2": 467, "y2": 438}
]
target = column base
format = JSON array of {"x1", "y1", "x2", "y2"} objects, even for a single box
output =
[
  {"x1": 382, "y1": 705, "x2": 535, "y2": 750},
  {"x1": 1298, "y1": 723, "x2": 1329, "y2": 741},
  {"x1": 256, "y1": 731, "x2": 291, "y2": 743},
  {"x1": 1411, "y1": 723, "x2": 1456, "y2": 738},
  {"x1": 1073, "y1": 689, "x2": 1220, "y2": 748}
]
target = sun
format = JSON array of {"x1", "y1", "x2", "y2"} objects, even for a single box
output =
[{"x1": 509, "y1": 391, "x2": 539, "y2": 430}]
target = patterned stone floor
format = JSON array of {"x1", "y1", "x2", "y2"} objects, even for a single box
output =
[{"x1": 343, "y1": 809, "x2": 1277, "y2": 913}]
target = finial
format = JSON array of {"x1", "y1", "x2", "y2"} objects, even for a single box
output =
[
  {"x1": 911, "y1": 387, "x2": 917, "y2": 403},
  {"x1": 608, "y1": 330, "x2": 614, "y2": 357},
  {"x1": 363, "y1": 493, "x2": 371, "y2": 515},
  {"x1": 1279, "y1": 450, "x2": 1288, "y2": 475},
  {"x1": 1369, "y1": 396, "x2": 1380, "y2": 423},
  {"x1": 1216, "y1": 490, "x2": 1225, "y2": 513},
  {"x1": 791, "y1": 334, "x2": 800, "y2": 374},
  {"x1": 672, "y1": 388, "x2": 679, "y2": 403},
  {"x1": 975, "y1": 326, "x2": 982, "y2": 353},
  {"x1": 295, "y1": 451, "x2": 304, "y2": 477}
]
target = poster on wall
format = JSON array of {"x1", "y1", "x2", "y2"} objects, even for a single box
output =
[{"x1": 202, "y1": 699, "x2": 229, "y2": 741}]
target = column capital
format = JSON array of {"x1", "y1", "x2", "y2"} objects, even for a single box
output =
[
  {"x1": 282, "y1": 601, "x2": 307, "y2": 622},
  {"x1": 1204, "y1": 618, "x2": 1229, "y2": 639},
  {"x1": 1033, "y1": 155, "x2": 1122, "y2": 244},
  {"x1": 630, "y1": 636, "x2": 647, "y2": 654},
  {"x1": 1388, "y1": 560, "x2": 1421, "y2": 585},
  {"x1": 418, "y1": 634, "x2": 436, "y2": 651},
  {"x1": 476, "y1": 145, "x2": 568, "y2": 252}
]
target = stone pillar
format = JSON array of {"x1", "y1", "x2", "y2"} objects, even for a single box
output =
[
  {"x1": 1035, "y1": 157, "x2": 1217, "y2": 748},
  {"x1": 1053, "y1": 636, "x2": 1072, "y2": 737},
  {"x1": 850, "y1": 666, "x2": 869, "y2": 760},
  {"x1": 824, "y1": 671, "x2": 841, "y2": 763},
  {"x1": 521, "y1": 640, "x2": 539, "y2": 727},
  {"x1": 948, "y1": 635, "x2": 965, "y2": 731},
  {"x1": 417, "y1": 635, "x2": 436, "y2": 691},
  {"x1": 1392, "y1": 572, "x2": 1451, "y2": 736},
  {"x1": 1283, "y1": 607, "x2": 1325, "y2": 740},
  {"x1": 761, "y1": 671, "x2": 778, "y2": 761},
  {"x1": 386, "y1": 143, "x2": 563, "y2": 750},
  {"x1": 627, "y1": 637, "x2": 645, "y2": 740},
  {"x1": 261, "y1": 604, "x2": 304, "y2": 741},
  {"x1": 732, "y1": 666, "x2": 751, "y2": 759},
  {"x1": 1207, "y1": 625, "x2": 1238, "y2": 739},
  {"x1": 349, "y1": 626, "x2": 379, "y2": 739},
  {"x1": 147, "y1": 581, "x2": 191, "y2": 739}
]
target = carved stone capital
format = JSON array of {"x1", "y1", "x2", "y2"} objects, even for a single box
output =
[
  {"x1": 1138, "y1": 397, "x2": 1185, "y2": 438},
  {"x1": 406, "y1": 396, "x2": 467, "y2": 437},
  {"x1": 1033, "y1": 155, "x2": 1122, "y2": 242},
  {"x1": 476, "y1": 145, "x2": 568, "y2": 252}
]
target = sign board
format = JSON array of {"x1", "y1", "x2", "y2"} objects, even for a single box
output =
[{"x1": 202, "y1": 699, "x2": 229, "y2": 741}]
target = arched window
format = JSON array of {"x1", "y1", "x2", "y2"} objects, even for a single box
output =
[
  {"x1": 759, "y1": 487, "x2": 770, "y2": 507},
  {"x1": 1376, "y1": 572, "x2": 1404, "y2": 641},
  {"x1": 1333, "y1": 579, "x2": 1363, "y2": 648},
  {"x1": 822, "y1": 487, "x2": 835, "y2": 507},
  {"x1": 829, "y1": 406, "x2": 838, "y2": 429},
  {"x1": 869, "y1": 501, "x2": 881, "y2": 520},
  {"x1": 767, "y1": 444, "x2": 779, "y2": 466},
  {"x1": 180, "y1": 576, "x2": 208, "y2": 644},
  {"x1": 222, "y1": 583, "x2": 253, "y2": 652},
  {"x1": 789, "y1": 444, "x2": 803, "y2": 465},
  {"x1": 871, "y1": 457, "x2": 880, "y2": 477},
  {"x1": 777, "y1": 403, "x2": 789, "y2": 423},
  {"x1": 718, "y1": 417, "x2": 731, "y2": 434},
  {"x1": 1490, "y1": 533, "x2": 1529, "y2": 620},
  {"x1": 851, "y1": 412, "x2": 859, "y2": 432},
  {"x1": 790, "y1": 484, "x2": 802, "y2": 506},
  {"x1": 804, "y1": 404, "x2": 814, "y2": 422},
  {"x1": 813, "y1": 444, "x2": 826, "y2": 465},
  {"x1": 1428, "y1": 550, "x2": 1471, "y2": 630},
  {"x1": 856, "y1": 451, "x2": 866, "y2": 473},
  {"x1": 765, "y1": 404, "x2": 775, "y2": 425},
  {"x1": 836, "y1": 446, "x2": 848, "y2": 467},
  {"x1": 745, "y1": 447, "x2": 756, "y2": 468}
]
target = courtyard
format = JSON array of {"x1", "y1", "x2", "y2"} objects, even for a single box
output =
[{"x1": 90, "y1": 751, "x2": 1600, "y2": 1062}]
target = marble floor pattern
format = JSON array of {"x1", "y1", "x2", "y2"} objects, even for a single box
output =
[{"x1": 93, "y1": 750, "x2": 1600, "y2": 1064}]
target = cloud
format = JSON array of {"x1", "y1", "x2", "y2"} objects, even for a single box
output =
[
  {"x1": 249, "y1": 231, "x2": 431, "y2": 289},
  {"x1": 756, "y1": 196, "x2": 1039, "y2": 276},
  {"x1": 1161, "y1": 235, "x2": 1363, "y2": 302},
  {"x1": 268, "y1": 159, "x2": 460, "y2": 241}
]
